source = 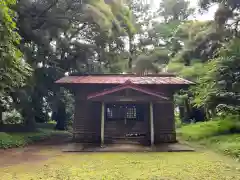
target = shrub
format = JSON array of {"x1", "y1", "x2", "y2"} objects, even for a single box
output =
[
  {"x1": 200, "y1": 134, "x2": 240, "y2": 159},
  {"x1": 0, "y1": 127, "x2": 71, "y2": 149},
  {"x1": 0, "y1": 132, "x2": 25, "y2": 148},
  {"x1": 2, "y1": 109, "x2": 23, "y2": 124},
  {"x1": 0, "y1": 132, "x2": 15, "y2": 149},
  {"x1": 177, "y1": 117, "x2": 240, "y2": 141},
  {"x1": 177, "y1": 116, "x2": 240, "y2": 159},
  {"x1": 36, "y1": 122, "x2": 56, "y2": 129}
]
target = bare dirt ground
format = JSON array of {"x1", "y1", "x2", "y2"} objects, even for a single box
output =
[
  {"x1": 0, "y1": 135, "x2": 69, "y2": 167},
  {"x1": 0, "y1": 134, "x2": 195, "y2": 168},
  {"x1": 0, "y1": 140, "x2": 194, "y2": 167}
]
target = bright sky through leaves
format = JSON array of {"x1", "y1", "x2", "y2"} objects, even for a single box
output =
[{"x1": 151, "y1": 0, "x2": 218, "y2": 20}]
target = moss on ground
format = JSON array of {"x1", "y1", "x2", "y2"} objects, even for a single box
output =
[{"x1": 1, "y1": 151, "x2": 240, "y2": 180}]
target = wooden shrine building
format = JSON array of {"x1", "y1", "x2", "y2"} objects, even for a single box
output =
[{"x1": 56, "y1": 74, "x2": 193, "y2": 145}]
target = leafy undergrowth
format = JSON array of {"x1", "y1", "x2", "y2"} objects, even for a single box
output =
[
  {"x1": 200, "y1": 134, "x2": 240, "y2": 159},
  {"x1": 0, "y1": 123, "x2": 71, "y2": 149},
  {"x1": 177, "y1": 117, "x2": 240, "y2": 159},
  {"x1": 1, "y1": 151, "x2": 240, "y2": 180},
  {"x1": 177, "y1": 118, "x2": 240, "y2": 141}
]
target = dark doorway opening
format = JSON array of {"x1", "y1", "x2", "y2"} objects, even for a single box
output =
[
  {"x1": 105, "y1": 103, "x2": 146, "y2": 138},
  {"x1": 105, "y1": 104, "x2": 145, "y2": 122}
]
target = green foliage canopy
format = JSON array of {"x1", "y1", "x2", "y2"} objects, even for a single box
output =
[{"x1": 0, "y1": 0, "x2": 31, "y2": 95}]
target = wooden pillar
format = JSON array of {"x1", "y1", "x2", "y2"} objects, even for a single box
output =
[
  {"x1": 101, "y1": 102, "x2": 105, "y2": 146},
  {"x1": 150, "y1": 102, "x2": 154, "y2": 146}
]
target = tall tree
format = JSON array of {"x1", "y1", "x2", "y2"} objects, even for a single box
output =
[
  {"x1": 194, "y1": 39, "x2": 240, "y2": 115},
  {"x1": 166, "y1": 0, "x2": 240, "y2": 119},
  {"x1": 0, "y1": 0, "x2": 31, "y2": 124},
  {"x1": 11, "y1": 0, "x2": 134, "y2": 128},
  {"x1": 158, "y1": 0, "x2": 194, "y2": 22},
  {"x1": 133, "y1": 0, "x2": 194, "y2": 74},
  {"x1": 124, "y1": 0, "x2": 152, "y2": 71},
  {"x1": 185, "y1": 0, "x2": 240, "y2": 116}
]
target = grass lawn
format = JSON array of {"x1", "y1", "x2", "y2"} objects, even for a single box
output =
[{"x1": 1, "y1": 149, "x2": 240, "y2": 180}]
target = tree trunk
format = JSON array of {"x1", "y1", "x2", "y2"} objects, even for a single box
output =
[
  {"x1": 55, "y1": 101, "x2": 66, "y2": 130},
  {"x1": 23, "y1": 108, "x2": 36, "y2": 131},
  {"x1": 21, "y1": 99, "x2": 36, "y2": 130},
  {"x1": 205, "y1": 107, "x2": 211, "y2": 120},
  {"x1": 25, "y1": 117, "x2": 36, "y2": 130},
  {"x1": 128, "y1": 35, "x2": 133, "y2": 71},
  {"x1": 179, "y1": 106, "x2": 185, "y2": 123},
  {"x1": 0, "y1": 106, "x2": 3, "y2": 125},
  {"x1": 183, "y1": 98, "x2": 191, "y2": 123}
]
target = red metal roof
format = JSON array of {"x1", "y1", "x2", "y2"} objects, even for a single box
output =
[
  {"x1": 56, "y1": 74, "x2": 193, "y2": 85},
  {"x1": 87, "y1": 80, "x2": 169, "y2": 100}
]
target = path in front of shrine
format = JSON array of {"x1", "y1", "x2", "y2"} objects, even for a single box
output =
[{"x1": 0, "y1": 135, "x2": 240, "y2": 180}]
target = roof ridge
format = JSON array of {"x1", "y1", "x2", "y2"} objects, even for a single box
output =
[
  {"x1": 124, "y1": 79, "x2": 133, "y2": 84},
  {"x1": 55, "y1": 75, "x2": 195, "y2": 85},
  {"x1": 68, "y1": 73, "x2": 177, "y2": 77}
]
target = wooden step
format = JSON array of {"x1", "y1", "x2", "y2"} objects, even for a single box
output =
[{"x1": 104, "y1": 136, "x2": 149, "y2": 145}]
